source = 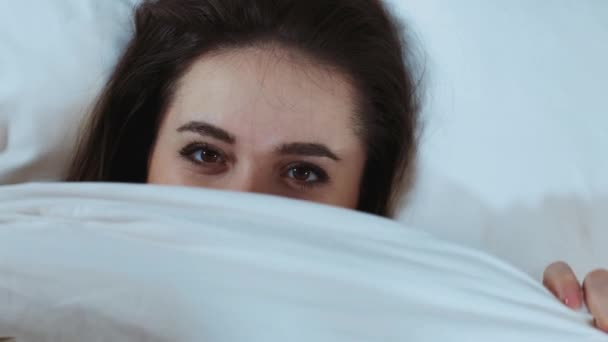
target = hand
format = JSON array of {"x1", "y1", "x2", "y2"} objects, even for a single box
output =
[{"x1": 543, "y1": 261, "x2": 608, "y2": 332}]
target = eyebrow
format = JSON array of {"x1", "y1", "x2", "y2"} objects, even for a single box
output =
[
  {"x1": 177, "y1": 121, "x2": 339, "y2": 161},
  {"x1": 177, "y1": 121, "x2": 236, "y2": 144},
  {"x1": 277, "y1": 143, "x2": 341, "y2": 161}
]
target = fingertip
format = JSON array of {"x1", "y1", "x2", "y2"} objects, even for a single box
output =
[
  {"x1": 584, "y1": 269, "x2": 608, "y2": 332},
  {"x1": 563, "y1": 288, "x2": 584, "y2": 310},
  {"x1": 543, "y1": 261, "x2": 583, "y2": 310},
  {"x1": 594, "y1": 318, "x2": 608, "y2": 333}
]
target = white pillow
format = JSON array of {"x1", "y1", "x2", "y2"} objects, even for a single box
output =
[
  {"x1": 392, "y1": 0, "x2": 608, "y2": 277},
  {"x1": 0, "y1": 1, "x2": 138, "y2": 183}
]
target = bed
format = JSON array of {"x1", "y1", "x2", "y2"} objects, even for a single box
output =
[{"x1": 1, "y1": 0, "x2": 607, "y2": 341}]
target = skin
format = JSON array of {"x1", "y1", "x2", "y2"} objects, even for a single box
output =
[
  {"x1": 147, "y1": 46, "x2": 607, "y2": 331},
  {"x1": 148, "y1": 46, "x2": 366, "y2": 209},
  {"x1": 544, "y1": 263, "x2": 608, "y2": 332}
]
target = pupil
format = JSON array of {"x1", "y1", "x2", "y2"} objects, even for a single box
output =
[
  {"x1": 201, "y1": 150, "x2": 219, "y2": 163},
  {"x1": 293, "y1": 167, "x2": 311, "y2": 181}
]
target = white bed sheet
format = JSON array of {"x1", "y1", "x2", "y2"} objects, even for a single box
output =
[{"x1": 0, "y1": 183, "x2": 605, "y2": 341}]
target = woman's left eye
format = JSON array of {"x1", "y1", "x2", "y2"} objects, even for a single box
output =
[
  {"x1": 283, "y1": 163, "x2": 329, "y2": 186},
  {"x1": 287, "y1": 166, "x2": 319, "y2": 182}
]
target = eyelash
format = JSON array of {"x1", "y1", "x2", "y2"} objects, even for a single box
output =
[
  {"x1": 178, "y1": 141, "x2": 330, "y2": 188},
  {"x1": 281, "y1": 162, "x2": 330, "y2": 189},
  {"x1": 179, "y1": 142, "x2": 227, "y2": 166}
]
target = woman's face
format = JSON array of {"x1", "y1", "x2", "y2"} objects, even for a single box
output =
[{"x1": 147, "y1": 46, "x2": 366, "y2": 209}]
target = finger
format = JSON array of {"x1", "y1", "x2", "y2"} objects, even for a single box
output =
[
  {"x1": 583, "y1": 269, "x2": 608, "y2": 333},
  {"x1": 543, "y1": 261, "x2": 583, "y2": 309}
]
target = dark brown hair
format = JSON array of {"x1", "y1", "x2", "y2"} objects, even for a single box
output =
[{"x1": 67, "y1": 0, "x2": 420, "y2": 217}]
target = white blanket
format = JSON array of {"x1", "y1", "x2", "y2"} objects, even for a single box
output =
[{"x1": 0, "y1": 183, "x2": 605, "y2": 341}]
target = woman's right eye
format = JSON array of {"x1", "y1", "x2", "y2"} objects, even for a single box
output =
[{"x1": 179, "y1": 143, "x2": 226, "y2": 166}]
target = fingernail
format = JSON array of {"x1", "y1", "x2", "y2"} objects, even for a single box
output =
[{"x1": 562, "y1": 291, "x2": 583, "y2": 309}]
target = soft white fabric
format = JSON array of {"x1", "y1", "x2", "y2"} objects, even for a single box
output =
[
  {"x1": 399, "y1": 168, "x2": 608, "y2": 281},
  {"x1": 390, "y1": 0, "x2": 608, "y2": 208},
  {"x1": 0, "y1": 183, "x2": 606, "y2": 342},
  {"x1": 0, "y1": 0, "x2": 138, "y2": 183},
  {"x1": 392, "y1": 0, "x2": 608, "y2": 278}
]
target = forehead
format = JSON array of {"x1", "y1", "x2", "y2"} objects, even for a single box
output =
[{"x1": 166, "y1": 45, "x2": 361, "y2": 150}]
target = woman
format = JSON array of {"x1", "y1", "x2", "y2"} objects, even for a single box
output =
[{"x1": 67, "y1": 0, "x2": 607, "y2": 331}]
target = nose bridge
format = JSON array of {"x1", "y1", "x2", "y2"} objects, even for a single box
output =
[{"x1": 226, "y1": 162, "x2": 267, "y2": 194}]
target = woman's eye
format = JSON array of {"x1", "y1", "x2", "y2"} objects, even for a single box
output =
[
  {"x1": 284, "y1": 163, "x2": 329, "y2": 186},
  {"x1": 288, "y1": 166, "x2": 319, "y2": 182},
  {"x1": 192, "y1": 148, "x2": 221, "y2": 163},
  {"x1": 179, "y1": 143, "x2": 226, "y2": 166}
]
